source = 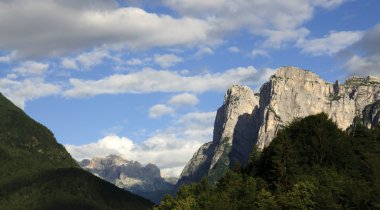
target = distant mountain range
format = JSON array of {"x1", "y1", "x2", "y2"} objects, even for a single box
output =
[
  {"x1": 79, "y1": 154, "x2": 176, "y2": 203},
  {"x1": 178, "y1": 66, "x2": 380, "y2": 186},
  {"x1": 0, "y1": 93, "x2": 153, "y2": 210}
]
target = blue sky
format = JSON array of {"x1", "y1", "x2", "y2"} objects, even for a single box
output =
[{"x1": 0, "y1": 0, "x2": 379, "y2": 177}]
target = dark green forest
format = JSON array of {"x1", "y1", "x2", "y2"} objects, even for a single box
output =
[
  {"x1": 0, "y1": 93, "x2": 153, "y2": 210},
  {"x1": 155, "y1": 113, "x2": 380, "y2": 209}
]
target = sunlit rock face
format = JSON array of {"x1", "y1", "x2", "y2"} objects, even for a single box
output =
[
  {"x1": 178, "y1": 66, "x2": 380, "y2": 186},
  {"x1": 178, "y1": 85, "x2": 259, "y2": 185},
  {"x1": 79, "y1": 154, "x2": 175, "y2": 203},
  {"x1": 257, "y1": 67, "x2": 380, "y2": 148}
]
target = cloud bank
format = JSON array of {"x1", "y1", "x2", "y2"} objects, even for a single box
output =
[{"x1": 65, "y1": 111, "x2": 216, "y2": 177}]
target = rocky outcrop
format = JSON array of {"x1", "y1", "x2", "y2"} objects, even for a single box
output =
[
  {"x1": 79, "y1": 154, "x2": 175, "y2": 203},
  {"x1": 256, "y1": 67, "x2": 380, "y2": 148},
  {"x1": 361, "y1": 100, "x2": 380, "y2": 129},
  {"x1": 178, "y1": 66, "x2": 380, "y2": 186},
  {"x1": 178, "y1": 85, "x2": 259, "y2": 185}
]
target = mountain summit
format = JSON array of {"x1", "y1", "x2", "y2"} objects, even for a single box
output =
[
  {"x1": 80, "y1": 154, "x2": 175, "y2": 203},
  {"x1": 178, "y1": 66, "x2": 380, "y2": 186}
]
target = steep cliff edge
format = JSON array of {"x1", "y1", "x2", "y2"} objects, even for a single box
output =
[
  {"x1": 178, "y1": 85, "x2": 259, "y2": 185},
  {"x1": 257, "y1": 67, "x2": 380, "y2": 148},
  {"x1": 178, "y1": 66, "x2": 380, "y2": 186},
  {"x1": 361, "y1": 100, "x2": 380, "y2": 129}
]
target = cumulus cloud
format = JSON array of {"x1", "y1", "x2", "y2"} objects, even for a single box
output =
[
  {"x1": 298, "y1": 30, "x2": 364, "y2": 56},
  {"x1": 64, "y1": 66, "x2": 270, "y2": 97},
  {"x1": 13, "y1": 61, "x2": 49, "y2": 76},
  {"x1": 149, "y1": 104, "x2": 174, "y2": 118},
  {"x1": 343, "y1": 24, "x2": 380, "y2": 76},
  {"x1": 0, "y1": 0, "x2": 348, "y2": 59},
  {"x1": 163, "y1": 0, "x2": 345, "y2": 48},
  {"x1": 169, "y1": 93, "x2": 199, "y2": 107},
  {"x1": 154, "y1": 54, "x2": 183, "y2": 68},
  {"x1": 0, "y1": 0, "x2": 210, "y2": 58},
  {"x1": 60, "y1": 48, "x2": 111, "y2": 70},
  {"x1": 65, "y1": 111, "x2": 216, "y2": 177},
  {"x1": 0, "y1": 78, "x2": 61, "y2": 109}
]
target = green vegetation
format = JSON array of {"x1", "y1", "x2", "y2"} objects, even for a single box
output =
[
  {"x1": 327, "y1": 93, "x2": 342, "y2": 101},
  {"x1": 155, "y1": 113, "x2": 380, "y2": 209},
  {"x1": 0, "y1": 93, "x2": 153, "y2": 210}
]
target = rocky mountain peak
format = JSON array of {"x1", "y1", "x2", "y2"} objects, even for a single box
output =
[
  {"x1": 80, "y1": 154, "x2": 133, "y2": 170},
  {"x1": 224, "y1": 84, "x2": 255, "y2": 103},
  {"x1": 178, "y1": 85, "x2": 260, "y2": 185},
  {"x1": 80, "y1": 154, "x2": 175, "y2": 203},
  {"x1": 178, "y1": 67, "x2": 380, "y2": 186},
  {"x1": 272, "y1": 66, "x2": 322, "y2": 82}
]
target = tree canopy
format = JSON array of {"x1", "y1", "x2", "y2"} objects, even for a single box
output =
[{"x1": 155, "y1": 113, "x2": 380, "y2": 209}]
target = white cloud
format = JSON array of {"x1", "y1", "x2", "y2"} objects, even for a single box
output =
[
  {"x1": 149, "y1": 104, "x2": 174, "y2": 118},
  {"x1": 343, "y1": 24, "x2": 380, "y2": 76},
  {"x1": 195, "y1": 46, "x2": 213, "y2": 57},
  {"x1": 65, "y1": 135, "x2": 135, "y2": 160},
  {"x1": 127, "y1": 58, "x2": 143, "y2": 66},
  {"x1": 76, "y1": 49, "x2": 110, "y2": 69},
  {"x1": 61, "y1": 58, "x2": 79, "y2": 70},
  {"x1": 163, "y1": 0, "x2": 345, "y2": 48},
  {"x1": 262, "y1": 28, "x2": 310, "y2": 49},
  {"x1": 169, "y1": 93, "x2": 199, "y2": 107},
  {"x1": 312, "y1": 0, "x2": 345, "y2": 9},
  {"x1": 61, "y1": 48, "x2": 110, "y2": 70},
  {"x1": 0, "y1": 78, "x2": 61, "y2": 109},
  {"x1": 13, "y1": 61, "x2": 49, "y2": 76},
  {"x1": 0, "y1": 51, "x2": 16, "y2": 63},
  {"x1": 65, "y1": 111, "x2": 216, "y2": 177},
  {"x1": 154, "y1": 54, "x2": 183, "y2": 68},
  {"x1": 251, "y1": 49, "x2": 270, "y2": 58},
  {"x1": 0, "y1": 0, "x2": 347, "y2": 59},
  {"x1": 64, "y1": 66, "x2": 269, "y2": 97},
  {"x1": 228, "y1": 46, "x2": 239, "y2": 53},
  {"x1": 344, "y1": 54, "x2": 380, "y2": 76},
  {"x1": 178, "y1": 112, "x2": 216, "y2": 124},
  {"x1": 298, "y1": 30, "x2": 364, "y2": 56},
  {"x1": 0, "y1": 0, "x2": 210, "y2": 58}
]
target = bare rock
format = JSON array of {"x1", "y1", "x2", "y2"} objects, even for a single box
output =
[{"x1": 178, "y1": 66, "x2": 380, "y2": 186}]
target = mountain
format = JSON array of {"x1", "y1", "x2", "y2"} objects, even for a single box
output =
[
  {"x1": 80, "y1": 154, "x2": 175, "y2": 203},
  {"x1": 178, "y1": 66, "x2": 380, "y2": 186},
  {"x1": 0, "y1": 93, "x2": 153, "y2": 210},
  {"x1": 155, "y1": 113, "x2": 380, "y2": 209}
]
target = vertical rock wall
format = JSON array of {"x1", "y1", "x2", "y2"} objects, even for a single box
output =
[{"x1": 178, "y1": 66, "x2": 380, "y2": 185}]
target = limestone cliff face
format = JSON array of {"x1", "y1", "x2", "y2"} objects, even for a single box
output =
[
  {"x1": 361, "y1": 100, "x2": 380, "y2": 129},
  {"x1": 178, "y1": 66, "x2": 380, "y2": 185},
  {"x1": 211, "y1": 85, "x2": 259, "y2": 169},
  {"x1": 178, "y1": 85, "x2": 259, "y2": 185},
  {"x1": 257, "y1": 67, "x2": 380, "y2": 148}
]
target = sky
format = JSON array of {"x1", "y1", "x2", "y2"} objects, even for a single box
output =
[{"x1": 0, "y1": 0, "x2": 379, "y2": 177}]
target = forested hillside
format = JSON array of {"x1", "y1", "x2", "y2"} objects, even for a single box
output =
[
  {"x1": 0, "y1": 93, "x2": 153, "y2": 210},
  {"x1": 156, "y1": 113, "x2": 380, "y2": 209}
]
